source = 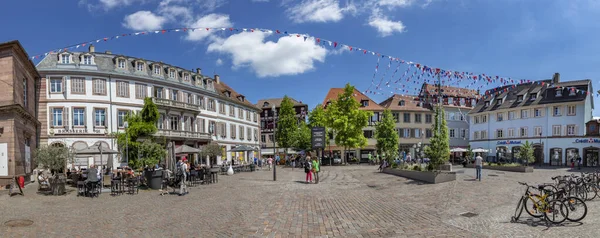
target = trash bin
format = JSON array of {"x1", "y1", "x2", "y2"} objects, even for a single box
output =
[{"x1": 145, "y1": 169, "x2": 163, "y2": 190}]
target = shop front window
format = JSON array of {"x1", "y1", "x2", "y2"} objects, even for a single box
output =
[
  {"x1": 584, "y1": 147, "x2": 599, "y2": 167},
  {"x1": 496, "y1": 146, "x2": 508, "y2": 163},
  {"x1": 566, "y1": 148, "x2": 579, "y2": 167},
  {"x1": 549, "y1": 148, "x2": 563, "y2": 166}
]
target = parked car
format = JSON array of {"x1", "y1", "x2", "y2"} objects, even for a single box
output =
[{"x1": 333, "y1": 157, "x2": 342, "y2": 164}]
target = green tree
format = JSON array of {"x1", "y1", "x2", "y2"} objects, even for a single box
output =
[
  {"x1": 466, "y1": 145, "x2": 474, "y2": 161},
  {"x1": 375, "y1": 109, "x2": 399, "y2": 162},
  {"x1": 116, "y1": 97, "x2": 165, "y2": 169},
  {"x1": 424, "y1": 105, "x2": 450, "y2": 170},
  {"x1": 276, "y1": 96, "x2": 298, "y2": 157},
  {"x1": 34, "y1": 145, "x2": 75, "y2": 177},
  {"x1": 326, "y1": 83, "x2": 372, "y2": 164},
  {"x1": 293, "y1": 121, "x2": 312, "y2": 151},
  {"x1": 199, "y1": 142, "x2": 222, "y2": 163},
  {"x1": 519, "y1": 141, "x2": 535, "y2": 166}
]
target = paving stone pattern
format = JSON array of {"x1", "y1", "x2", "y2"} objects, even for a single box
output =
[{"x1": 0, "y1": 166, "x2": 599, "y2": 237}]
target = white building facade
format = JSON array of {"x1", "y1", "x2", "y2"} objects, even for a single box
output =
[
  {"x1": 36, "y1": 46, "x2": 261, "y2": 168},
  {"x1": 469, "y1": 73, "x2": 595, "y2": 166}
]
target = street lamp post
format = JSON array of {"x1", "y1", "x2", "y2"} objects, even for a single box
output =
[
  {"x1": 272, "y1": 105, "x2": 277, "y2": 181},
  {"x1": 124, "y1": 121, "x2": 129, "y2": 165},
  {"x1": 539, "y1": 132, "x2": 543, "y2": 166}
]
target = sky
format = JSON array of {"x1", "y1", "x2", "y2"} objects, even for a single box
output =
[{"x1": 3, "y1": 0, "x2": 600, "y2": 115}]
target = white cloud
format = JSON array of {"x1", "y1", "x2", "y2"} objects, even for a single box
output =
[
  {"x1": 252, "y1": 0, "x2": 270, "y2": 2},
  {"x1": 207, "y1": 32, "x2": 327, "y2": 77},
  {"x1": 122, "y1": 11, "x2": 168, "y2": 31},
  {"x1": 216, "y1": 58, "x2": 223, "y2": 66},
  {"x1": 367, "y1": 10, "x2": 406, "y2": 37},
  {"x1": 376, "y1": 0, "x2": 414, "y2": 8},
  {"x1": 79, "y1": 0, "x2": 147, "y2": 11},
  {"x1": 287, "y1": 0, "x2": 351, "y2": 23},
  {"x1": 185, "y1": 14, "x2": 233, "y2": 41}
]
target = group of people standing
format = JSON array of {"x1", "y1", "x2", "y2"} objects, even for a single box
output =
[{"x1": 303, "y1": 153, "x2": 320, "y2": 184}]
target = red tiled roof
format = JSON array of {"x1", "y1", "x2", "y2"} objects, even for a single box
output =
[{"x1": 322, "y1": 88, "x2": 384, "y2": 111}]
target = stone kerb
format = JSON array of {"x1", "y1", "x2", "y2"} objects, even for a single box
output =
[
  {"x1": 464, "y1": 164, "x2": 534, "y2": 173},
  {"x1": 382, "y1": 168, "x2": 456, "y2": 184}
]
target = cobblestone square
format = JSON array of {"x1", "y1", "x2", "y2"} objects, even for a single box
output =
[{"x1": 1, "y1": 165, "x2": 599, "y2": 237}]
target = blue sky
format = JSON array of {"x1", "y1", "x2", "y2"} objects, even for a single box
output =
[{"x1": 3, "y1": 0, "x2": 600, "y2": 114}]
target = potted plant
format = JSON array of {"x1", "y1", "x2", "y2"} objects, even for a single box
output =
[{"x1": 34, "y1": 145, "x2": 74, "y2": 195}]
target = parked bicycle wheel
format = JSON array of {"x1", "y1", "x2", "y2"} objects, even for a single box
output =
[
  {"x1": 524, "y1": 195, "x2": 544, "y2": 218},
  {"x1": 541, "y1": 185, "x2": 558, "y2": 201},
  {"x1": 584, "y1": 183, "x2": 598, "y2": 201},
  {"x1": 513, "y1": 196, "x2": 525, "y2": 221},
  {"x1": 544, "y1": 199, "x2": 569, "y2": 224},
  {"x1": 564, "y1": 196, "x2": 587, "y2": 222}
]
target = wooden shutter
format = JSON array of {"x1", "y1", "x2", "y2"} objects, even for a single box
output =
[
  {"x1": 62, "y1": 77, "x2": 66, "y2": 95},
  {"x1": 564, "y1": 126, "x2": 567, "y2": 136},
  {"x1": 63, "y1": 107, "x2": 69, "y2": 128},
  {"x1": 575, "y1": 125, "x2": 579, "y2": 136},
  {"x1": 50, "y1": 108, "x2": 54, "y2": 127}
]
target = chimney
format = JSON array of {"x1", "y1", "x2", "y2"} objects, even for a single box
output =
[
  {"x1": 214, "y1": 74, "x2": 220, "y2": 84},
  {"x1": 196, "y1": 68, "x2": 202, "y2": 74},
  {"x1": 552, "y1": 73, "x2": 560, "y2": 84},
  {"x1": 105, "y1": 51, "x2": 112, "y2": 54},
  {"x1": 89, "y1": 44, "x2": 95, "y2": 53}
]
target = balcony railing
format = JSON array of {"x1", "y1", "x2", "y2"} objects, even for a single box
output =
[
  {"x1": 154, "y1": 129, "x2": 211, "y2": 140},
  {"x1": 152, "y1": 97, "x2": 201, "y2": 112}
]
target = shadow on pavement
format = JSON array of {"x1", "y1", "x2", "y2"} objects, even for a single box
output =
[
  {"x1": 294, "y1": 181, "x2": 309, "y2": 184},
  {"x1": 504, "y1": 218, "x2": 583, "y2": 229}
]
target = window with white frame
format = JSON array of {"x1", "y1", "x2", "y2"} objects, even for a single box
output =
[
  {"x1": 481, "y1": 130, "x2": 487, "y2": 139},
  {"x1": 482, "y1": 115, "x2": 487, "y2": 123},
  {"x1": 247, "y1": 110, "x2": 251, "y2": 121},
  {"x1": 154, "y1": 65, "x2": 161, "y2": 75},
  {"x1": 534, "y1": 127, "x2": 542, "y2": 137},
  {"x1": 508, "y1": 128, "x2": 515, "y2": 137},
  {"x1": 92, "y1": 78, "x2": 106, "y2": 95},
  {"x1": 154, "y1": 87, "x2": 163, "y2": 98},
  {"x1": 567, "y1": 105, "x2": 576, "y2": 116},
  {"x1": 117, "y1": 110, "x2": 127, "y2": 128},
  {"x1": 449, "y1": 129, "x2": 456, "y2": 138},
  {"x1": 230, "y1": 124, "x2": 236, "y2": 138},
  {"x1": 403, "y1": 128, "x2": 410, "y2": 138},
  {"x1": 508, "y1": 111, "x2": 515, "y2": 120},
  {"x1": 239, "y1": 125, "x2": 245, "y2": 140},
  {"x1": 460, "y1": 129, "x2": 466, "y2": 138},
  {"x1": 569, "y1": 88, "x2": 576, "y2": 96},
  {"x1": 187, "y1": 94, "x2": 192, "y2": 104},
  {"x1": 116, "y1": 81, "x2": 129, "y2": 97},
  {"x1": 552, "y1": 125, "x2": 561, "y2": 136},
  {"x1": 556, "y1": 88, "x2": 562, "y2": 97},
  {"x1": 183, "y1": 73, "x2": 190, "y2": 81},
  {"x1": 52, "y1": 108, "x2": 63, "y2": 126},
  {"x1": 516, "y1": 95, "x2": 523, "y2": 102},
  {"x1": 530, "y1": 94, "x2": 537, "y2": 101},
  {"x1": 135, "y1": 84, "x2": 146, "y2": 99},
  {"x1": 219, "y1": 102, "x2": 226, "y2": 114},
  {"x1": 169, "y1": 69, "x2": 176, "y2": 78},
  {"x1": 534, "y1": 108, "x2": 542, "y2": 117},
  {"x1": 553, "y1": 106, "x2": 562, "y2": 116},
  {"x1": 448, "y1": 97, "x2": 454, "y2": 105},
  {"x1": 136, "y1": 62, "x2": 145, "y2": 71},
  {"x1": 520, "y1": 127, "x2": 528, "y2": 137},
  {"x1": 567, "y1": 125, "x2": 576, "y2": 136},
  {"x1": 414, "y1": 128, "x2": 422, "y2": 138},
  {"x1": 208, "y1": 99, "x2": 215, "y2": 111},
  {"x1": 157, "y1": 114, "x2": 164, "y2": 129},
  {"x1": 496, "y1": 129, "x2": 504, "y2": 138},
  {"x1": 474, "y1": 131, "x2": 480, "y2": 140},
  {"x1": 247, "y1": 127, "x2": 252, "y2": 141},
  {"x1": 60, "y1": 54, "x2": 70, "y2": 64},
  {"x1": 171, "y1": 89, "x2": 178, "y2": 101},
  {"x1": 197, "y1": 95, "x2": 204, "y2": 108},
  {"x1": 471, "y1": 99, "x2": 476, "y2": 106},
  {"x1": 521, "y1": 109, "x2": 529, "y2": 119},
  {"x1": 82, "y1": 55, "x2": 92, "y2": 65},
  {"x1": 497, "y1": 99, "x2": 503, "y2": 104},
  {"x1": 94, "y1": 108, "x2": 106, "y2": 127},
  {"x1": 50, "y1": 78, "x2": 62, "y2": 93},
  {"x1": 170, "y1": 116, "x2": 179, "y2": 130},
  {"x1": 497, "y1": 113, "x2": 504, "y2": 122},
  {"x1": 117, "y1": 59, "x2": 126, "y2": 69},
  {"x1": 238, "y1": 108, "x2": 244, "y2": 119},
  {"x1": 474, "y1": 116, "x2": 480, "y2": 124},
  {"x1": 71, "y1": 77, "x2": 85, "y2": 94},
  {"x1": 73, "y1": 108, "x2": 85, "y2": 127},
  {"x1": 229, "y1": 105, "x2": 235, "y2": 116}
]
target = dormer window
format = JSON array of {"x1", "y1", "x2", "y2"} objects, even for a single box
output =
[
  {"x1": 361, "y1": 100, "x2": 369, "y2": 107},
  {"x1": 471, "y1": 99, "x2": 476, "y2": 106},
  {"x1": 117, "y1": 58, "x2": 126, "y2": 69},
  {"x1": 263, "y1": 102, "x2": 269, "y2": 108},
  {"x1": 81, "y1": 54, "x2": 93, "y2": 65},
  {"x1": 569, "y1": 88, "x2": 576, "y2": 96},
  {"x1": 448, "y1": 97, "x2": 454, "y2": 105},
  {"x1": 497, "y1": 99, "x2": 503, "y2": 104},
  {"x1": 484, "y1": 101, "x2": 490, "y2": 107},
  {"x1": 516, "y1": 95, "x2": 523, "y2": 102},
  {"x1": 224, "y1": 91, "x2": 231, "y2": 97},
  {"x1": 238, "y1": 95, "x2": 245, "y2": 102},
  {"x1": 169, "y1": 69, "x2": 176, "y2": 79},
  {"x1": 556, "y1": 88, "x2": 562, "y2": 97},
  {"x1": 183, "y1": 73, "x2": 190, "y2": 82},
  {"x1": 460, "y1": 98, "x2": 466, "y2": 106},
  {"x1": 398, "y1": 100, "x2": 405, "y2": 106},
  {"x1": 136, "y1": 61, "x2": 145, "y2": 71},
  {"x1": 59, "y1": 53, "x2": 71, "y2": 64},
  {"x1": 530, "y1": 94, "x2": 537, "y2": 101},
  {"x1": 153, "y1": 65, "x2": 161, "y2": 75}
]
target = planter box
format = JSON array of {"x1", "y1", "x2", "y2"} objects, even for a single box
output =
[
  {"x1": 382, "y1": 168, "x2": 456, "y2": 184},
  {"x1": 464, "y1": 164, "x2": 533, "y2": 173}
]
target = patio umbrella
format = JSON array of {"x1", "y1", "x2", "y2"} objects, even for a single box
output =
[
  {"x1": 227, "y1": 145, "x2": 257, "y2": 152},
  {"x1": 450, "y1": 148, "x2": 468, "y2": 153},
  {"x1": 472, "y1": 148, "x2": 489, "y2": 153},
  {"x1": 75, "y1": 144, "x2": 120, "y2": 173},
  {"x1": 175, "y1": 145, "x2": 201, "y2": 154}
]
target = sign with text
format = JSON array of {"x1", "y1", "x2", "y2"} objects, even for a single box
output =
[
  {"x1": 311, "y1": 127, "x2": 326, "y2": 149},
  {"x1": 574, "y1": 138, "x2": 600, "y2": 143},
  {"x1": 496, "y1": 140, "x2": 522, "y2": 145}
]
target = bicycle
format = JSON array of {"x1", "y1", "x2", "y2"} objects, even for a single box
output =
[{"x1": 512, "y1": 182, "x2": 569, "y2": 224}]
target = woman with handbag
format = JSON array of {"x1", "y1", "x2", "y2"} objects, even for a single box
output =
[{"x1": 304, "y1": 155, "x2": 313, "y2": 184}]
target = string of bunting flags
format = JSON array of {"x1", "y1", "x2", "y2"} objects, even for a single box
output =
[{"x1": 27, "y1": 26, "x2": 593, "y2": 99}]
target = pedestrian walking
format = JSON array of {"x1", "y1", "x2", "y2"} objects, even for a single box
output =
[
  {"x1": 571, "y1": 158, "x2": 575, "y2": 168},
  {"x1": 305, "y1": 155, "x2": 313, "y2": 184},
  {"x1": 178, "y1": 157, "x2": 189, "y2": 196},
  {"x1": 268, "y1": 157, "x2": 273, "y2": 171},
  {"x1": 475, "y1": 154, "x2": 483, "y2": 181},
  {"x1": 291, "y1": 157, "x2": 296, "y2": 171},
  {"x1": 578, "y1": 156, "x2": 582, "y2": 170},
  {"x1": 312, "y1": 156, "x2": 320, "y2": 184}
]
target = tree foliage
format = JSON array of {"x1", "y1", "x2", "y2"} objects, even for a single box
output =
[
  {"x1": 275, "y1": 96, "x2": 298, "y2": 153},
  {"x1": 293, "y1": 121, "x2": 312, "y2": 151},
  {"x1": 116, "y1": 98, "x2": 165, "y2": 169},
  {"x1": 466, "y1": 145, "x2": 474, "y2": 160},
  {"x1": 326, "y1": 83, "x2": 372, "y2": 163},
  {"x1": 199, "y1": 142, "x2": 222, "y2": 160},
  {"x1": 424, "y1": 106, "x2": 450, "y2": 169},
  {"x1": 375, "y1": 109, "x2": 399, "y2": 162},
  {"x1": 519, "y1": 141, "x2": 535, "y2": 165},
  {"x1": 34, "y1": 145, "x2": 74, "y2": 177}
]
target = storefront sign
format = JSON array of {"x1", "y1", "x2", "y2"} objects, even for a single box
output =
[
  {"x1": 574, "y1": 138, "x2": 600, "y2": 143},
  {"x1": 54, "y1": 129, "x2": 102, "y2": 134},
  {"x1": 311, "y1": 127, "x2": 326, "y2": 149},
  {"x1": 496, "y1": 140, "x2": 521, "y2": 145}
]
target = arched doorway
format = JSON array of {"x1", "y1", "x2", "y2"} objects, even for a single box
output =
[
  {"x1": 72, "y1": 141, "x2": 88, "y2": 168},
  {"x1": 566, "y1": 148, "x2": 579, "y2": 167},
  {"x1": 93, "y1": 141, "x2": 112, "y2": 168},
  {"x1": 511, "y1": 146, "x2": 522, "y2": 164},
  {"x1": 533, "y1": 144, "x2": 543, "y2": 165},
  {"x1": 549, "y1": 148, "x2": 562, "y2": 166},
  {"x1": 583, "y1": 147, "x2": 599, "y2": 167},
  {"x1": 496, "y1": 146, "x2": 508, "y2": 163}
]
